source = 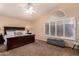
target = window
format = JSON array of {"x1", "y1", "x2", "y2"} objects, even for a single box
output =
[
  {"x1": 50, "y1": 22, "x2": 55, "y2": 36},
  {"x1": 57, "y1": 21, "x2": 63, "y2": 36},
  {"x1": 45, "y1": 23, "x2": 49, "y2": 35},
  {"x1": 65, "y1": 19, "x2": 75, "y2": 38},
  {"x1": 44, "y1": 17, "x2": 75, "y2": 40}
]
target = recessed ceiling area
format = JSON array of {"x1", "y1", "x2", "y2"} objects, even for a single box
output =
[{"x1": 0, "y1": 3, "x2": 58, "y2": 20}]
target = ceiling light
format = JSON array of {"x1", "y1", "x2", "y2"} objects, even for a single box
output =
[
  {"x1": 24, "y1": 6, "x2": 36, "y2": 14},
  {"x1": 24, "y1": 3, "x2": 36, "y2": 15}
]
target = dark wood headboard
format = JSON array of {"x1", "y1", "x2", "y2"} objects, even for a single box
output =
[{"x1": 4, "y1": 27, "x2": 25, "y2": 35}]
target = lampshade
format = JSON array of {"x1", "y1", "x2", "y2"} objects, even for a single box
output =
[{"x1": 26, "y1": 25, "x2": 31, "y2": 30}]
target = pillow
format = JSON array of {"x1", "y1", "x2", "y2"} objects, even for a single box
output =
[
  {"x1": 6, "y1": 30, "x2": 26, "y2": 36},
  {"x1": 22, "y1": 31, "x2": 26, "y2": 35},
  {"x1": 14, "y1": 31, "x2": 23, "y2": 36},
  {"x1": 6, "y1": 31, "x2": 14, "y2": 36},
  {"x1": 14, "y1": 31, "x2": 26, "y2": 36}
]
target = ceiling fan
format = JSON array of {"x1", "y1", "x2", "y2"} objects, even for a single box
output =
[{"x1": 24, "y1": 3, "x2": 36, "y2": 15}]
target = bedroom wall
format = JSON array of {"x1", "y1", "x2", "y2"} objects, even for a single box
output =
[
  {"x1": 0, "y1": 16, "x2": 31, "y2": 35},
  {"x1": 31, "y1": 4, "x2": 79, "y2": 48}
]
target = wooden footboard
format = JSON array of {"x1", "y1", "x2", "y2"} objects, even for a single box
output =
[{"x1": 6, "y1": 35, "x2": 35, "y2": 50}]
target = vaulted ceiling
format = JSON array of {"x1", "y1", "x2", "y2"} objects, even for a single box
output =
[{"x1": 0, "y1": 3, "x2": 58, "y2": 20}]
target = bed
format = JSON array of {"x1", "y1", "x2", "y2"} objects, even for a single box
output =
[{"x1": 3, "y1": 27, "x2": 35, "y2": 51}]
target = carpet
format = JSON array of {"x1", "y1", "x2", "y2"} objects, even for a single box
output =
[{"x1": 0, "y1": 40, "x2": 79, "y2": 56}]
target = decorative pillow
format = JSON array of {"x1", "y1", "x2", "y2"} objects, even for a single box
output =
[
  {"x1": 6, "y1": 30, "x2": 26, "y2": 36},
  {"x1": 6, "y1": 31, "x2": 14, "y2": 36},
  {"x1": 14, "y1": 31, "x2": 23, "y2": 36},
  {"x1": 22, "y1": 31, "x2": 26, "y2": 35},
  {"x1": 14, "y1": 31, "x2": 26, "y2": 36}
]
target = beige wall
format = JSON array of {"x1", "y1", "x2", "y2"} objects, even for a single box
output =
[
  {"x1": 0, "y1": 16, "x2": 31, "y2": 35},
  {"x1": 31, "y1": 4, "x2": 79, "y2": 48}
]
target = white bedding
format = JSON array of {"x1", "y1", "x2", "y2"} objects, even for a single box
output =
[{"x1": 3, "y1": 30, "x2": 28, "y2": 46}]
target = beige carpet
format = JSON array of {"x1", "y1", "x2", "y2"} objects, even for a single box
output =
[{"x1": 0, "y1": 40, "x2": 79, "y2": 56}]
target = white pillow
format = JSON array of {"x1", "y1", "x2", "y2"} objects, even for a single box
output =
[
  {"x1": 14, "y1": 31, "x2": 26, "y2": 35},
  {"x1": 22, "y1": 31, "x2": 26, "y2": 35},
  {"x1": 6, "y1": 31, "x2": 14, "y2": 36}
]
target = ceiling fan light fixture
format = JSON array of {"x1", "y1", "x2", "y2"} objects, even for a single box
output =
[
  {"x1": 24, "y1": 7, "x2": 36, "y2": 14},
  {"x1": 24, "y1": 3, "x2": 36, "y2": 15}
]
